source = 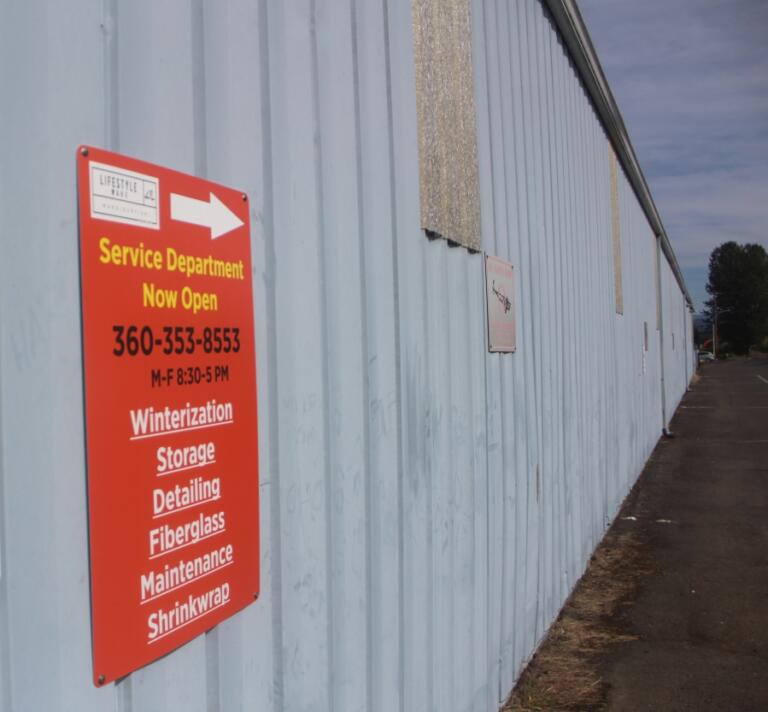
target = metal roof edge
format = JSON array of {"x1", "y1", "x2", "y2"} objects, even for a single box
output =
[{"x1": 542, "y1": 0, "x2": 693, "y2": 308}]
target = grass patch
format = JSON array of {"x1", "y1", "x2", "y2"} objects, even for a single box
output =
[{"x1": 503, "y1": 529, "x2": 653, "y2": 711}]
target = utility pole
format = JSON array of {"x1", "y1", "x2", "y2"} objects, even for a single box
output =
[{"x1": 712, "y1": 296, "x2": 717, "y2": 358}]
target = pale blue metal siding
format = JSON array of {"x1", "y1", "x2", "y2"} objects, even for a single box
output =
[
  {"x1": 0, "y1": 1, "x2": 693, "y2": 711},
  {"x1": 475, "y1": 1, "x2": 682, "y2": 695}
]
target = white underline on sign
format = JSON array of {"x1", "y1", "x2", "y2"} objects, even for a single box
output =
[
  {"x1": 757, "y1": 375, "x2": 768, "y2": 385},
  {"x1": 130, "y1": 420, "x2": 234, "y2": 441},
  {"x1": 152, "y1": 496, "x2": 221, "y2": 520},
  {"x1": 147, "y1": 599, "x2": 229, "y2": 644},
  {"x1": 140, "y1": 559, "x2": 234, "y2": 606},
  {"x1": 149, "y1": 528, "x2": 227, "y2": 561},
  {"x1": 156, "y1": 460, "x2": 216, "y2": 478}
]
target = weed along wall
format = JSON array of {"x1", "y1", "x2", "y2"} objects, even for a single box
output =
[{"x1": 0, "y1": 1, "x2": 693, "y2": 711}]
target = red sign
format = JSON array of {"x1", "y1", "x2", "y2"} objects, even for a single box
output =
[{"x1": 77, "y1": 146, "x2": 259, "y2": 685}]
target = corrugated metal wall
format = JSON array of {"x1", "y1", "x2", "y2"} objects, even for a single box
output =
[
  {"x1": 0, "y1": 1, "x2": 693, "y2": 711},
  {"x1": 660, "y1": 257, "x2": 695, "y2": 418}
]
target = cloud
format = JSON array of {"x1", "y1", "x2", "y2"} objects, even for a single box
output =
[{"x1": 579, "y1": 0, "x2": 768, "y2": 309}]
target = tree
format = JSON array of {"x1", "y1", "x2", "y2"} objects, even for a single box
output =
[{"x1": 705, "y1": 242, "x2": 768, "y2": 354}]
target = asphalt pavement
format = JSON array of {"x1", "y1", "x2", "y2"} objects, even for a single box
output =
[{"x1": 601, "y1": 355, "x2": 768, "y2": 711}]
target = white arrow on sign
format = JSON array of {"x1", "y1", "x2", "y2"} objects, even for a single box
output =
[{"x1": 170, "y1": 192, "x2": 244, "y2": 239}]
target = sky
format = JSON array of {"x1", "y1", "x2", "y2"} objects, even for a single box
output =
[{"x1": 578, "y1": 0, "x2": 768, "y2": 313}]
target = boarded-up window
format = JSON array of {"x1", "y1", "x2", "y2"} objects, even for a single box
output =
[
  {"x1": 609, "y1": 145, "x2": 623, "y2": 314},
  {"x1": 412, "y1": 0, "x2": 481, "y2": 250}
]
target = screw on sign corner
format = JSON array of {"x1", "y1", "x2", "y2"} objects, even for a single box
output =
[
  {"x1": 97, "y1": 674, "x2": 105, "y2": 686},
  {"x1": 80, "y1": 147, "x2": 89, "y2": 157},
  {"x1": 242, "y1": 193, "x2": 248, "y2": 202}
]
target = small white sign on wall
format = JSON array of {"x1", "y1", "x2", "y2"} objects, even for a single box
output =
[{"x1": 485, "y1": 254, "x2": 516, "y2": 353}]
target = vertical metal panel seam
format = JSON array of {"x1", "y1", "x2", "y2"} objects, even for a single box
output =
[
  {"x1": 497, "y1": 0, "x2": 518, "y2": 678},
  {"x1": 422, "y1": 236, "x2": 435, "y2": 712},
  {"x1": 561, "y1": 61, "x2": 575, "y2": 579},
  {"x1": 563, "y1": 34, "x2": 580, "y2": 587},
  {"x1": 450, "y1": 247, "x2": 460, "y2": 709},
  {"x1": 549, "y1": 24, "x2": 569, "y2": 601},
  {"x1": 563, "y1": 33, "x2": 579, "y2": 587},
  {"x1": 537, "y1": 0, "x2": 553, "y2": 636},
  {"x1": 102, "y1": 0, "x2": 119, "y2": 150},
  {"x1": 468, "y1": 251, "x2": 489, "y2": 709},
  {"x1": 655, "y1": 237, "x2": 668, "y2": 431},
  {"x1": 257, "y1": 0, "x2": 285, "y2": 707},
  {"x1": 585, "y1": 111, "x2": 598, "y2": 533},
  {"x1": 484, "y1": 0, "x2": 502, "y2": 690},
  {"x1": 423, "y1": 242, "x2": 439, "y2": 711},
  {"x1": 101, "y1": 2, "x2": 127, "y2": 708},
  {"x1": 349, "y1": 3, "x2": 375, "y2": 711},
  {"x1": 511, "y1": 0, "x2": 537, "y2": 661},
  {"x1": 465, "y1": 0, "x2": 496, "y2": 706},
  {"x1": 556, "y1": 21, "x2": 570, "y2": 601},
  {"x1": 504, "y1": 2, "x2": 526, "y2": 677},
  {"x1": 599, "y1": 120, "x2": 612, "y2": 528},
  {"x1": 543, "y1": 16, "x2": 561, "y2": 609},
  {"x1": 191, "y1": 0, "x2": 207, "y2": 179},
  {"x1": 589, "y1": 114, "x2": 604, "y2": 532},
  {"x1": 307, "y1": 3, "x2": 336, "y2": 710},
  {"x1": 390, "y1": 0, "x2": 434, "y2": 696},
  {"x1": 491, "y1": 0, "x2": 513, "y2": 692},
  {"x1": 0, "y1": 7, "x2": 11, "y2": 702},
  {"x1": 474, "y1": 0, "x2": 501, "y2": 700},
  {"x1": 529, "y1": 0, "x2": 547, "y2": 640},
  {"x1": 537, "y1": 2, "x2": 554, "y2": 626},
  {"x1": 546, "y1": 1, "x2": 564, "y2": 621},
  {"x1": 539, "y1": 6, "x2": 557, "y2": 619},
  {"x1": 504, "y1": 0, "x2": 521, "y2": 685},
  {"x1": 578, "y1": 80, "x2": 591, "y2": 553},
  {"x1": 440, "y1": 246, "x2": 455, "y2": 709},
  {"x1": 464, "y1": 253, "x2": 483, "y2": 709},
  {"x1": 562, "y1": 50, "x2": 580, "y2": 585},
  {"x1": 489, "y1": 0, "x2": 508, "y2": 685},
  {"x1": 380, "y1": 2, "x2": 406, "y2": 709},
  {"x1": 579, "y1": 82, "x2": 597, "y2": 547},
  {"x1": 499, "y1": 0, "x2": 521, "y2": 685},
  {"x1": 507, "y1": 6, "x2": 525, "y2": 669},
  {"x1": 502, "y1": 0, "x2": 525, "y2": 681},
  {"x1": 514, "y1": 0, "x2": 534, "y2": 651},
  {"x1": 0, "y1": 222, "x2": 11, "y2": 712},
  {"x1": 544, "y1": 8, "x2": 566, "y2": 611},
  {"x1": 571, "y1": 69, "x2": 588, "y2": 563},
  {"x1": 570, "y1": 67, "x2": 585, "y2": 554}
]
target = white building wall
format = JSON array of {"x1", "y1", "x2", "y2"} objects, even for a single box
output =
[
  {"x1": 661, "y1": 258, "x2": 693, "y2": 419},
  {"x1": 0, "y1": 1, "x2": 693, "y2": 711}
]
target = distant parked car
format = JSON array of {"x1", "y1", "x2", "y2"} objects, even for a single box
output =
[{"x1": 698, "y1": 350, "x2": 715, "y2": 363}]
